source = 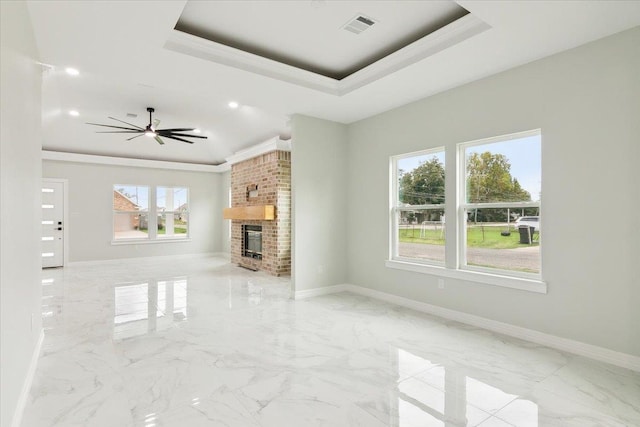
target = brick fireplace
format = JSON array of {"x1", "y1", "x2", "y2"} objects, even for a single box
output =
[{"x1": 229, "y1": 149, "x2": 291, "y2": 276}]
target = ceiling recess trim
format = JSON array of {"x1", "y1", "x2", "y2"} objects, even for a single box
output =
[
  {"x1": 42, "y1": 150, "x2": 226, "y2": 173},
  {"x1": 224, "y1": 137, "x2": 291, "y2": 167},
  {"x1": 165, "y1": 13, "x2": 490, "y2": 96}
]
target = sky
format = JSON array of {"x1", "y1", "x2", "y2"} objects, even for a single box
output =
[{"x1": 397, "y1": 134, "x2": 541, "y2": 201}]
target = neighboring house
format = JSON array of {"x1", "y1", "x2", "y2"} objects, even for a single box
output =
[
  {"x1": 176, "y1": 203, "x2": 188, "y2": 221},
  {"x1": 113, "y1": 190, "x2": 140, "y2": 232}
]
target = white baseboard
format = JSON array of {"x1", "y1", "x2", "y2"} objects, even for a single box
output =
[
  {"x1": 297, "y1": 283, "x2": 640, "y2": 372},
  {"x1": 12, "y1": 329, "x2": 44, "y2": 427},
  {"x1": 294, "y1": 284, "x2": 349, "y2": 300},
  {"x1": 66, "y1": 252, "x2": 222, "y2": 267}
]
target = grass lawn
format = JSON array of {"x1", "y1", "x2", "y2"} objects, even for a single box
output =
[
  {"x1": 157, "y1": 227, "x2": 187, "y2": 235},
  {"x1": 139, "y1": 227, "x2": 187, "y2": 235},
  {"x1": 400, "y1": 225, "x2": 539, "y2": 249}
]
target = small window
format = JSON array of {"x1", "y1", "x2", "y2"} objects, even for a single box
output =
[
  {"x1": 460, "y1": 130, "x2": 541, "y2": 276},
  {"x1": 391, "y1": 149, "x2": 446, "y2": 264}
]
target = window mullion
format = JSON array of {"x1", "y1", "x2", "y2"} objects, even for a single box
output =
[
  {"x1": 462, "y1": 202, "x2": 540, "y2": 210},
  {"x1": 445, "y1": 143, "x2": 458, "y2": 270},
  {"x1": 397, "y1": 204, "x2": 444, "y2": 211},
  {"x1": 149, "y1": 185, "x2": 157, "y2": 240}
]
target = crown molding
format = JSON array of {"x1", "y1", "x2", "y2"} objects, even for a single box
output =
[
  {"x1": 224, "y1": 137, "x2": 291, "y2": 166},
  {"x1": 165, "y1": 13, "x2": 490, "y2": 96},
  {"x1": 339, "y1": 13, "x2": 490, "y2": 94},
  {"x1": 42, "y1": 150, "x2": 226, "y2": 173},
  {"x1": 165, "y1": 29, "x2": 340, "y2": 95}
]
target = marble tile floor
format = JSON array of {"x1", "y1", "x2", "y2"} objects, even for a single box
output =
[{"x1": 23, "y1": 256, "x2": 639, "y2": 427}]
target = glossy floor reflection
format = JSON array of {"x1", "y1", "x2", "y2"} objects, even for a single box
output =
[{"x1": 26, "y1": 256, "x2": 639, "y2": 426}]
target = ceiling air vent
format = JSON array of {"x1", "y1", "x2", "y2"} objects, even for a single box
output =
[
  {"x1": 342, "y1": 14, "x2": 376, "y2": 35},
  {"x1": 126, "y1": 113, "x2": 138, "y2": 118}
]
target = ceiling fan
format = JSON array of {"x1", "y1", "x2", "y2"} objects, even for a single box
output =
[{"x1": 86, "y1": 107, "x2": 207, "y2": 145}]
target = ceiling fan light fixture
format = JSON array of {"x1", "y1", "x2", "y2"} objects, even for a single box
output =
[
  {"x1": 144, "y1": 122, "x2": 157, "y2": 137},
  {"x1": 87, "y1": 106, "x2": 207, "y2": 145}
]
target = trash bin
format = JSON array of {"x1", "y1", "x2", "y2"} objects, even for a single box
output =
[{"x1": 518, "y1": 225, "x2": 534, "y2": 244}]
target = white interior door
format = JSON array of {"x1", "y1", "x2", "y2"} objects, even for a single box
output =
[{"x1": 42, "y1": 180, "x2": 64, "y2": 268}]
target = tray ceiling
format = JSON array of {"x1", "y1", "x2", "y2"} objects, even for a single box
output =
[{"x1": 25, "y1": 1, "x2": 640, "y2": 166}]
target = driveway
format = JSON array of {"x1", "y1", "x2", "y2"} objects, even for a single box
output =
[{"x1": 399, "y1": 242, "x2": 540, "y2": 273}]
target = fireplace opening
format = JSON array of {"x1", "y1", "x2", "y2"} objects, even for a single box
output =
[{"x1": 243, "y1": 225, "x2": 262, "y2": 260}]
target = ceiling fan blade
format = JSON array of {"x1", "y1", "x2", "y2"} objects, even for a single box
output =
[
  {"x1": 154, "y1": 136, "x2": 165, "y2": 145},
  {"x1": 86, "y1": 122, "x2": 141, "y2": 131},
  {"x1": 153, "y1": 118, "x2": 161, "y2": 128},
  {"x1": 108, "y1": 116, "x2": 144, "y2": 130},
  {"x1": 158, "y1": 131, "x2": 208, "y2": 139},
  {"x1": 127, "y1": 134, "x2": 145, "y2": 141},
  {"x1": 95, "y1": 130, "x2": 143, "y2": 134},
  {"x1": 156, "y1": 128, "x2": 196, "y2": 132},
  {"x1": 160, "y1": 134, "x2": 195, "y2": 144}
]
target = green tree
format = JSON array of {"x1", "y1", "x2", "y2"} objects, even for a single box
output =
[
  {"x1": 467, "y1": 152, "x2": 530, "y2": 203},
  {"x1": 466, "y1": 152, "x2": 531, "y2": 222},
  {"x1": 399, "y1": 156, "x2": 445, "y2": 205}
]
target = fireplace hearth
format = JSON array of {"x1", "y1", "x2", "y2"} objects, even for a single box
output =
[{"x1": 243, "y1": 225, "x2": 262, "y2": 260}]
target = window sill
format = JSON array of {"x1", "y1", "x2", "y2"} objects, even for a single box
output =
[
  {"x1": 112, "y1": 238, "x2": 192, "y2": 245},
  {"x1": 385, "y1": 259, "x2": 547, "y2": 294}
]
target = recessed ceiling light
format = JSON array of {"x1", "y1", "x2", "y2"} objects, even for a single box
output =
[
  {"x1": 69, "y1": 110, "x2": 79, "y2": 116},
  {"x1": 193, "y1": 128, "x2": 201, "y2": 134},
  {"x1": 65, "y1": 67, "x2": 80, "y2": 76},
  {"x1": 228, "y1": 101, "x2": 239, "y2": 109}
]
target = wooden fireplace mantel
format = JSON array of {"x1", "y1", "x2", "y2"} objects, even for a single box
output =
[{"x1": 223, "y1": 205, "x2": 275, "y2": 221}]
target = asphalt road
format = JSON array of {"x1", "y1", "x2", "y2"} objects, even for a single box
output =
[{"x1": 399, "y1": 242, "x2": 540, "y2": 273}]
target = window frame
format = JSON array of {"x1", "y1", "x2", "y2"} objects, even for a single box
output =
[
  {"x1": 458, "y1": 129, "x2": 541, "y2": 280},
  {"x1": 387, "y1": 130, "x2": 546, "y2": 294},
  {"x1": 390, "y1": 147, "x2": 446, "y2": 266},
  {"x1": 112, "y1": 184, "x2": 191, "y2": 244},
  {"x1": 156, "y1": 186, "x2": 190, "y2": 240},
  {"x1": 112, "y1": 184, "x2": 150, "y2": 242}
]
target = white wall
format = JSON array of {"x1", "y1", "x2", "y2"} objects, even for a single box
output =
[
  {"x1": 346, "y1": 28, "x2": 640, "y2": 356},
  {"x1": 291, "y1": 115, "x2": 348, "y2": 293},
  {"x1": 43, "y1": 160, "x2": 224, "y2": 262},
  {"x1": 0, "y1": 2, "x2": 43, "y2": 426}
]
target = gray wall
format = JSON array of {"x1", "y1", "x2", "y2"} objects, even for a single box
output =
[
  {"x1": 43, "y1": 160, "x2": 224, "y2": 262},
  {"x1": 346, "y1": 28, "x2": 640, "y2": 356},
  {"x1": 0, "y1": 2, "x2": 43, "y2": 426},
  {"x1": 220, "y1": 170, "x2": 231, "y2": 254},
  {"x1": 291, "y1": 115, "x2": 348, "y2": 293}
]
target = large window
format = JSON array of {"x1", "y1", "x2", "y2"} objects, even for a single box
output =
[
  {"x1": 460, "y1": 131, "x2": 541, "y2": 276},
  {"x1": 389, "y1": 130, "x2": 542, "y2": 290},
  {"x1": 391, "y1": 148, "x2": 446, "y2": 264},
  {"x1": 113, "y1": 185, "x2": 189, "y2": 242}
]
